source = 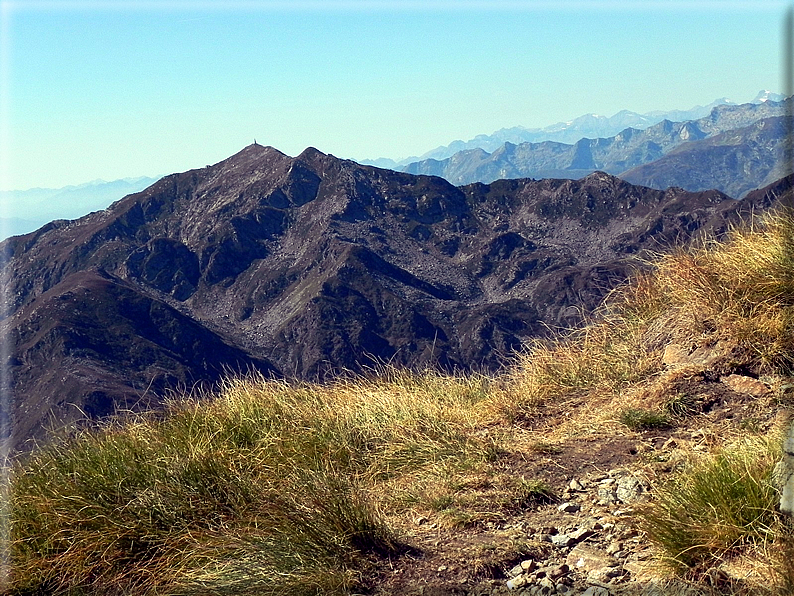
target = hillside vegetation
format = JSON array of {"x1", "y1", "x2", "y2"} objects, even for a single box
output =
[{"x1": 6, "y1": 208, "x2": 794, "y2": 595}]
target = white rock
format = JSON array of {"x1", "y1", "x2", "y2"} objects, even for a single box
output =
[
  {"x1": 506, "y1": 575, "x2": 528, "y2": 590},
  {"x1": 557, "y1": 502, "x2": 581, "y2": 513}
]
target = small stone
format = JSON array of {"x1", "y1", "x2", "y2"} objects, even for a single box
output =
[
  {"x1": 437, "y1": 565, "x2": 447, "y2": 572},
  {"x1": 508, "y1": 563, "x2": 525, "y2": 578},
  {"x1": 569, "y1": 478, "x2": 584, "y2": 491},
  {"x1": 615, "y1": 476, "x2": 644, "y2": 503},
  {"x1": 557, "y1": 502, "x2": 581, "y2": 513},
  {"x1": 606, "y1": 541, "x2": 623, "y2": 555},
  {"x1": 721, "y1": 374, "x2": 769, "y2": 397},
  {"x1": 597, "y1": 486, "x2": 617, "y2": 504},
  {"x1": 551, "y1": 534, "x2": 575, "y2": 547},
  {"x1": 521, "y1": 559, "x2": 536, "y2": 572},
  {"x1": 506, "y1": 575, "x2": 528, "y2": 590},
  {"x1": 569, "y1": 527, "x2": 594, "y2": 541},
  {"x1": 581, "y1": 587, "x2": 610, "y2": 596}
]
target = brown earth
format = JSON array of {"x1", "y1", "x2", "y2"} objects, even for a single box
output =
[{"x1": 365, "y1": 347, "x2": 789, "y2": 596}]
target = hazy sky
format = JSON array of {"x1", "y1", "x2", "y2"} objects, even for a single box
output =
[{"x1": 0, "y1": 0, "x2": 789, "y2": 191}]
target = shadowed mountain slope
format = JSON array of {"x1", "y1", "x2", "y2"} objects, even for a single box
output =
[{"x1": 1, "y1": 144, "x2": 782, "y2": 449}]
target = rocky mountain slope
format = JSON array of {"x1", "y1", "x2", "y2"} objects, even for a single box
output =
[
  {"x1": 364, "y1": 95, "x2": 758, "y2": 168},
  {"x1": 620, "y1": 115, "x2": 787, "y2": 199},
  {"x1": 401, "y1": 100, "x2": 790, "y2": 195},
  {"x1": 1, "y1": 145, "x2": 781, "y2": 450}
]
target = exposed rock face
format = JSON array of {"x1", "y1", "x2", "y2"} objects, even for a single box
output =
[
  {"x1": 1, "y1": 145, "x2": 783, "y2": 449},
  {"x1": 620, "y1": 116, "x2": 787, "y2": 199}
]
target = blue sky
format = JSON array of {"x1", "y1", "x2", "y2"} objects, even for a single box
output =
[{"x1": 0, "y1": 0, "x2": 789, "y2": 191}]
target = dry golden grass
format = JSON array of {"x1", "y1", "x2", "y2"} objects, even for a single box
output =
[{"x1": 7, "y1": 369, "x2": 507, "y2": 595}]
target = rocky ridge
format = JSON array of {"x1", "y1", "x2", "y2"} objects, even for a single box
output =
[{"x1": 401, "y1": 100, "x2": 790, "y2": 197}]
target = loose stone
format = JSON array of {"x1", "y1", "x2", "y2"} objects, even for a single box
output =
[
  {"x1": 557, "y1": 502, "x2": 581, "y2": 513},
  {"x1": 551, "y1": 534, "x2": 576, "y2": 547},
  {"x1": 506, "y1": 575, "x2": 528, "y2": 590},
  {"x1": 615, "y1": 476, "x2": 644, "y2": 503}
]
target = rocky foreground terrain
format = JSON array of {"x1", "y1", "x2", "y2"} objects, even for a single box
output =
[
  {"x1": 1, "y1": 144, "x2": 782, "y2": 450},
  {"x1": 370, "y1": 344, "x2": 788, "y2": 596}
]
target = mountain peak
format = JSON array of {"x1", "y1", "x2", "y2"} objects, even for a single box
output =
[
  {"x1": 297, "y1": 146, "x2": 327, "y2": 160},
  {"x1": 221, "y1": 143, "x2": 286, "y2": 163},
  {"x1": 752, "y1": 90, "x2": 786, "y2": 104}
]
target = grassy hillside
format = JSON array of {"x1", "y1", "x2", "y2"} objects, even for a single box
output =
[{"x1": 6, "y1": 208, "x2": 794, "y2": 595}]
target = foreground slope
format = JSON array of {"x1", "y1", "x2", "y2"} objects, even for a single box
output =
[{"x1": 0, "y1": 144, "x2": 779, "y2": 449}]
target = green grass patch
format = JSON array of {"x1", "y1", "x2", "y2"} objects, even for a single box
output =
[
  {"x1": 619, "y1": 407, "x2": 671, "y2": 431},
  {"x1": 8, "y1": 370, "x2": 500, "y2": 595},
  {"x1": 637, "y1": 436, "x2": 782, "y2": 573}
]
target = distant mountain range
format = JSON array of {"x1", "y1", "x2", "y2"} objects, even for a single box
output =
[
  {"x1": 2, "y1": 144, "x2": 786, "y2": 450},
  {"x1": 400, "y1": 97, "x2": 791, "y2": 198},
  {"x1": 0, "y1": 176, "x2": 160, "y2": 240},
  {"x1": 2, "y1": 92, "x2": 783, "y2": 244},
  {"x1": 621, "y1": 115, "x2": 788, "y2": 198},
  {"x1": 361, "y1": 90, "x2": 785, "y2": 168}
]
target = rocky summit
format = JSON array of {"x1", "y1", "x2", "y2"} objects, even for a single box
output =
[{"x1": 1, "y1": 144, "x2": 782, "y2": 449}]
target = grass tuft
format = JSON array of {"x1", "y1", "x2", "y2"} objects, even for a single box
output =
[
  {"x1": 637, "y1": 435, "x2": 782, "y2": 573},
  {"x1": 619, "y1": 407, "x2": 671, "y2": 431}
]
